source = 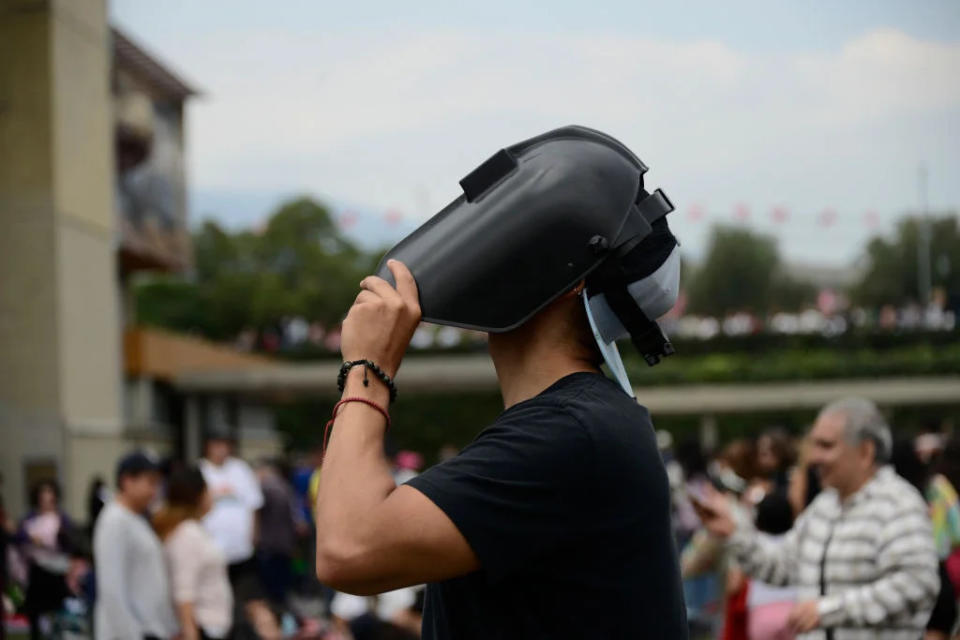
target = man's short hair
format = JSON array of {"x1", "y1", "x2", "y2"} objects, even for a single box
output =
[
  {"x1": 820, "y1": 397, "x2": 892, "y2": 464},
  {"x1": 115, "y1": 451, "x2": 159, "y2": 489}
]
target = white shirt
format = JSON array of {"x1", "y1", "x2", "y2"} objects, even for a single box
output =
[
  {"x1": 165, "y1": 520, "x2": 233, "y2": 638},
  {"x1": 93, "y1": 501, "x2": 178, "y2": 640},
  {"x1": 200, "y1": 457, "x2": 264, "y2": 563}
]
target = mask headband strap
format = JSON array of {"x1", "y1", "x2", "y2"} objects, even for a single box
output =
[
  {"x1": 611, "y1": 189, "x2": 675, "y2": 258},
  {"x1": 637, "y1": 189, "x2": 674, "y2": 225},
  {"x1": 602, "y1": 286, "x2": 676, "y2": 367},
  {"x1": 583, "y1": 290, "x2": 635, "y2": 398}
]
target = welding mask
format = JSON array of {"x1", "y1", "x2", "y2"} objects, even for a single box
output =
[{"x1": 376, "y1": 125, "x2": 679, "y2": 396}]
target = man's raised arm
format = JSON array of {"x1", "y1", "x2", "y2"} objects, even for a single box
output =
[{"x1": 314, "y1": 260, "x2": 478, "y2": 595}]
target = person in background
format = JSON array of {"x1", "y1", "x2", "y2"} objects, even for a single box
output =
[
  {"x1": 436, "y1": 444, "x2": 459, "y2": 463},
  {"x1": 745, "y1": 494, "x2": 797, "y2": 640},
  {"x1": 891, "y1": 439, "x2": 958, "y2": 640},
  {"x1": 681, "y1": 439, "x2": 757, "y2": 640},
  {"x1": 200, "y1": 435, "x2": 263, "y2": 588},
  {"x1": 85, "y1": 476, "x2": 109, "y2": 537},
  {"x1": 1, "y1": 472, "x2": 8, "y2": 635},
  {"x1": 291, "y1": 453, "x2": 317, "y2": 529},
  {"x1": 16, "y1": 479, "x2": 76, "y2": 640},
  {"x1": 199, "y1": 435, "x2": 279, "y2": 639},
  {"x1": 93, "y1": 452, "x2": 177, "y2": 640},
  {"x1": 392, "y1": 451, "x2": 423, "y2": 486},
  {"x1": 154, "y1": 467, "x2": 232, "y2": 640},
  {"x1": 742, "y1": 429, "x2": 799, "y2": 639},
  {"x1": 694, "y1": 398, "x2": 940, "y2": 639},
  {"x1": 933, "y1": 435, "x2": 960, "y2": 602},
  {"x1": 786, "y1": 435, "x2": 822, "y2": 519},
  {"x1": 754, "y1": 429, "x2": 796, "y2": 495},
  {"x1": 254, "y1": 458, "x2": 304, "y2": 607}
]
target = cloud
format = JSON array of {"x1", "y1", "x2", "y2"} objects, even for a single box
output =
[{"x1": 172, "y1": 26, "x2": 959, "y2": 262}]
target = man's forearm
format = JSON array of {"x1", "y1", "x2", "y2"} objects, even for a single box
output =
[
  {"x1": 315, "y1": 368, "x2": 397, "y2": 578},
  {"x1": 816, "y1": 558, "x2": 940, "y2": 627},
  {"x1": 727, "y1": 510, "x2": 796, "y2": 587},
  {"x1": 313, "y1": 262, "x2": 479, "y2": 593}
]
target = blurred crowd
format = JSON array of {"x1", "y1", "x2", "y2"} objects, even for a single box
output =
[
  {"x1": 3, "y1": 403, "x2": 959, "y2": 639},
  {"x1": 666, "y1": 407, "x2": 960, "y2": 639},
  {"x1": 234, "y1": 296, "x2": 958, "y2": 356},
  {"x1": 0, "y1": 435, "x2": 434, "y2": 640},
  {"x1": 664, "y1": 299, "x2": 957, "y2": 341}
]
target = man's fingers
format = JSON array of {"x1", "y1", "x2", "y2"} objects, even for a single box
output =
[
  {"x1": 354, "y1": 290, "x2": 378, "y2": 306},
  {"x1": 703, "y1": 483, "x2": 723, "y2": 503},
  {"x1": 786, "y1": 608, "x2": 799, "y2": 630},
  {"x1": 689, "y1": 495, "x2": 710, "y2": 518},
  {"x1": 786, "y1": 603, "x2": 814, "y2": 633},
  {"x1": 387, "y1": 259, "x2": 420, "y2": 310},
  {"x1": 360, "y1": 276, "x2": 402, "y2": 303}
]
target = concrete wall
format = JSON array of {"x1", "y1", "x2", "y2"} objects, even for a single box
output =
[
  {"x1": 0, "y1": 0, "x2": 122, "y2": 520},
  {"x1": 236, "y1": 404, "x2": 281, "y2": 461}
]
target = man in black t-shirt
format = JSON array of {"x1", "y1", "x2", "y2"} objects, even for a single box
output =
[
  {"x1": 408, "y1": 371, "x2": 686, "y2": 639},
  {"x1": 313, "y1": 127, "x2": 687, "y2": 639},
  {"x1": 314, "y1": 263, "x2": 687, "y2": 639}
]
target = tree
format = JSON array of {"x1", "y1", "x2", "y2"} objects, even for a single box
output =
[
  {"x1": 851, "y1": 214, "x2": 960, "y2": 307},
  {"x1": 135, "y1": 196, "x2": 378, "y2": 342},
  {"x1": 686, "y1": 225, "x2": 813, "y2": 316}
]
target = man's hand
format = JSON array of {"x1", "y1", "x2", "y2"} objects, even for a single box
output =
[
  {"x1": 689, "y1": 485, "x2": 737, "y2": 539},
  {"x1": 340, "y1": 260, "x2": 421, "y2": 378},
  {"x1": 787, "y1": 600, "x2": 821, "y2": 633}
]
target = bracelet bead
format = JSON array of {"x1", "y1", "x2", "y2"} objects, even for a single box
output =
[{"x1": 337, "y1": 359, "x2": 398, "y2": 403}]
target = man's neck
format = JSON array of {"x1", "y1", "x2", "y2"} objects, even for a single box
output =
[
  {"x1": 116, "y1": 493, "x2": 144, "y2": 515},
  {"x1": 837, "y1": 466, "x2": 877, "y2": 502},
  {"x1": 489, "y1": 332, "x2": 598, "y2": 409}
]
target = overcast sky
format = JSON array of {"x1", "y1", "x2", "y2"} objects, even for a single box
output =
[{"x1": 111, "y1": 0, "x2": 960, "y2": 265}]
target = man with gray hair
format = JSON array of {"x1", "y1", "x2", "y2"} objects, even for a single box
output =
[{"x1": 694, "y1": 397, "x2": 939, "y2": 639}]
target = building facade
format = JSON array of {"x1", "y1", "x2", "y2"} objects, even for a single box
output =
[{"x1": 1, "y1": 0, "x2": 278, "y2": 521}]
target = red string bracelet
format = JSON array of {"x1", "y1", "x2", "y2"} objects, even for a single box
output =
[{"x1": 322, "y1": 396, "x2": 391, "y2": 459}]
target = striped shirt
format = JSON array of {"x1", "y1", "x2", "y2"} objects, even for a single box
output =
[{"x1": 729, "y1": 466, "x2": 939, "y2": 640}]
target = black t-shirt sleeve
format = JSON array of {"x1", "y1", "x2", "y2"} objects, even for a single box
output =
[{"x1": 407, "y1": 404, "x2": 593, "y2": 582}]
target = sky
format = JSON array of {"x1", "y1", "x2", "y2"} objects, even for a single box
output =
[{"x1": 110, "y1": 0, "x2": 960, "y2": 266}]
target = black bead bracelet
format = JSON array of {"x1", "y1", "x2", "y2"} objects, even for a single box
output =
[{"x1": 338, "y1": 359, "x2": 398, "y2": 403}]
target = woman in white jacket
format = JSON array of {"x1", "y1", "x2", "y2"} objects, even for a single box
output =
[{"x1": 154, "y1": 467, "x2": 233, "y2": 640}]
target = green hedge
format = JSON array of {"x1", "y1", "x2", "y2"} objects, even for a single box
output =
[
  {"x1": 623, "y1": 342, "x2": 960, "y2": 386},
  {"x1": 274, "y1": 342, "x2": 960, "y2": 457}
]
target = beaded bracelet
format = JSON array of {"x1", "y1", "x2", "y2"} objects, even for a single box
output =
[{"x1": 337, "y1": 359, "x2": 398, "y2": 403}]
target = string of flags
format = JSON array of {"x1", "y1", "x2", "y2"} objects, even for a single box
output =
[
  {"x1": 336, "y1": 209, "x2": 407, "y2": 230},
  {"x1": 336, "y1": 205, "x2": 888, "y2": 231},
  {"x1": 682, "y1": 203, "x2": 883, "y2": 229}
]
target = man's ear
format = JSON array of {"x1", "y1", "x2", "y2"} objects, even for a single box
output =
[{"x1": 859, "y1": 438, "x2": 877, "y2": 466}]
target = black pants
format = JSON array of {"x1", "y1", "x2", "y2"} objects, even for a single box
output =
[
  {"x1": 926, "y1": 561, "x2": 958, "y2": 634},
  {"x1": 25, "y1": 563, "x2": 69, "y2": 640},
  {"x1": 257, "y1": 550, "x2": 292, "y2": 605},
  {"x1": 228, "y1": 556, "x2": 266, "y2": 604}
]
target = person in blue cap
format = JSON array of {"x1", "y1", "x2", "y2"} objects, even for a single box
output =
[{"x1": 93, "y1": 451, "x2": 178, "y2": 640}]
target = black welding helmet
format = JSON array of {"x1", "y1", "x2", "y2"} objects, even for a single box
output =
[{"x1": 376, "y1": 125, "x2": 679, "y2": 396}]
